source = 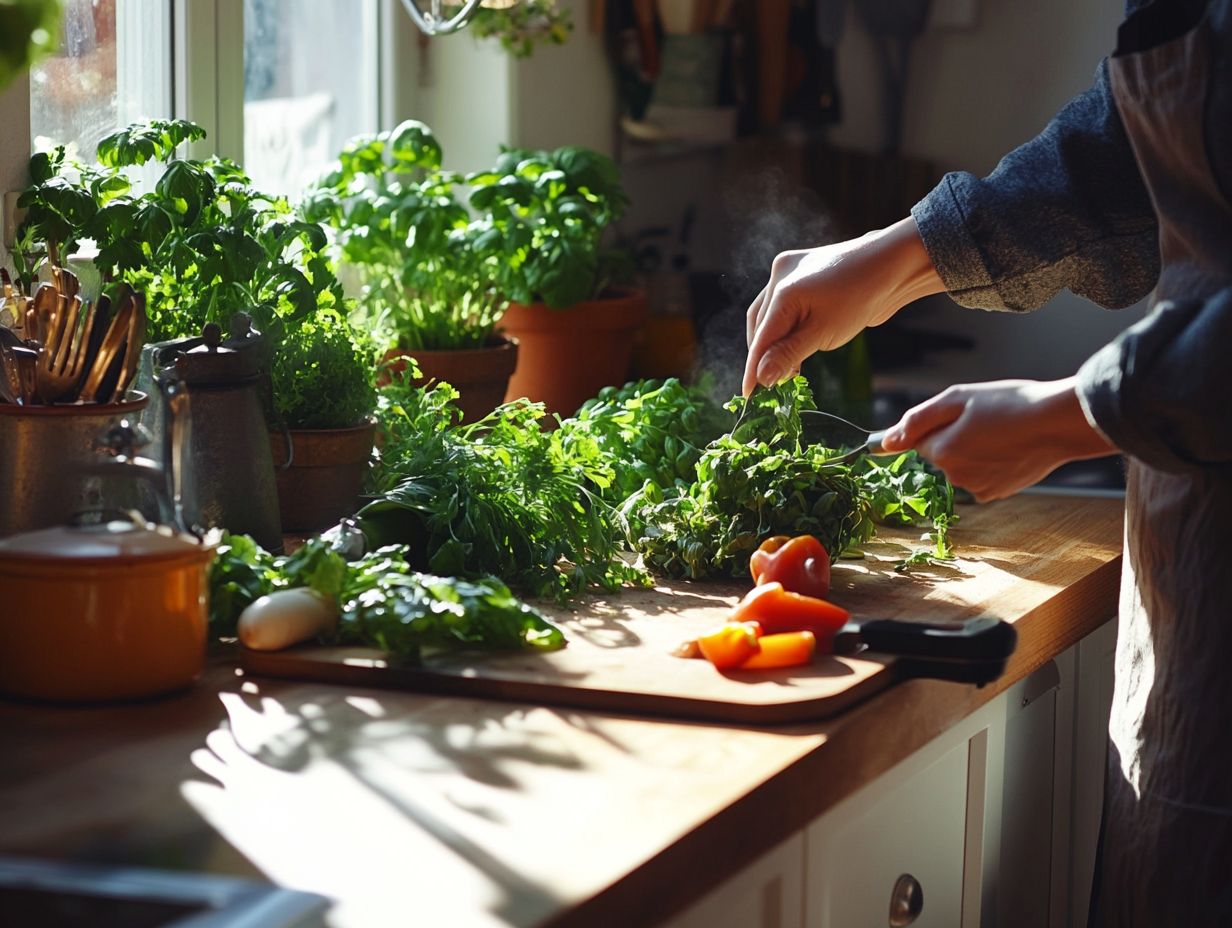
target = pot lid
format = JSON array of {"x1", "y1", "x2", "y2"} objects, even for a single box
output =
[
  {"x1": 167, "y1": 316, "x2": 267, "y2": 385},
  {"x1": 0, "y1": 520, "x2": 208, "y2": 564}
]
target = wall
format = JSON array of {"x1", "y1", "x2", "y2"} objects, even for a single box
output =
[
  {"x1": 393, "y1": 21, "x2": 514, "y2": 175},
  {"x1": 396, "y1": 0, "x2": 612, "y2": 174},
  {"x1": 482, "y1": 0, "x2": 1150, "y2": 386},
  {"x1": 0, "y1": 74, "x2": 31, "y2": 270},
  {"x1": 828, "y1": 0, "x2": 1150, "y2": 385}
]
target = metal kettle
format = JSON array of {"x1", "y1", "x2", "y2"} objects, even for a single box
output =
[{"x1": 141, "y1": 315, "x2": 283, "y2": 552}]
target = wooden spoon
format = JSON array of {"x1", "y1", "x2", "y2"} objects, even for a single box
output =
[{"x1": 78, "y1": 293, "x2": 135, "y2": 404}]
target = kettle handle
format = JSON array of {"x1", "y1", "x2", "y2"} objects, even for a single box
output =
[{"x1": 154, "y1": 364, "x2": 194, "y2": 535}]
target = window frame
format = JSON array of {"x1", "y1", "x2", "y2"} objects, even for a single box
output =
[{"x1": 2, "y1": 0, "x2": 400, "y2": 265}]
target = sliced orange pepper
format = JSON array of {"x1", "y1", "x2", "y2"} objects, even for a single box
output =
[
  {"x1": 738, "y1": 631, "x2": 817, "y2": 670},
  {"x1": 696, "y1": 621, "x2": 763, "y2": 670},
  {"x1": 749, "y1": 534, "x2": 831, "y2": 599},
  {"x1": 727, "y1": 582, "x2": 850, "y2": 647}
]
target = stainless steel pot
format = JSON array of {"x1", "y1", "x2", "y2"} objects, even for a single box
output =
[{"x1": 0, "y1": 394, "x2": 149, "y2": 538}]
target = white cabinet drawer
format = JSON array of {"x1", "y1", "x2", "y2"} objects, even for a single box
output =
[
  {"x1": 805, "y1": 738, "x2": 970, "y2": 928},
  {"x1": 665, "y1": 833, "x2": 805, "y2": 928}
]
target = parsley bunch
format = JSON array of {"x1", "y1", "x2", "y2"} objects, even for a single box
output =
[
  {"x1": 556, "y1": 377, "x2": 729, "y2": 507},
  {"x1": 360, "y1": 374, "x2": 648, "y2": 600},
  {"x1": 626, "y1": 380, "x2": 875, "y2": 578},
  {"x1": 624, "y1": 378, "x2": 956, "y2": 578}
]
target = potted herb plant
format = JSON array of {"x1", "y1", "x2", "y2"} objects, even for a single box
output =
[
  {"x1": 14, "y1": 119, "x2": 341, "y2": 344},
  {"x1": 268, "y1": 308, "x2": 378, "y2": 532},
  {"x1": 303, "y1": 121, "x2": 517, "y2": 423},
  {"x1": 14, "y1": 119, "x2": 373, "y2": 535},
  {"x1": 466, "y1": 144, "x2": 646, "y2": 417}
]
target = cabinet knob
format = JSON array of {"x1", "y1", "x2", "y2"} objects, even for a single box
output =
[{"x1": 888, "y1": 873, "x2": 923, "y2": 927}]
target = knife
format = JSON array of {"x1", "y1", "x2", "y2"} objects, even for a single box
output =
[
  {"x1": 799, "y1": 410, "x2": 890, "y2": 466},
  {"x1": 831, "y1": 616, "x2": 1017, "y2": 687}
]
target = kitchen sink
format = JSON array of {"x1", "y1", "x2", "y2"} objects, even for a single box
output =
[{"x1": 0, "y1": 857, "x2": 328, "y2": 928}]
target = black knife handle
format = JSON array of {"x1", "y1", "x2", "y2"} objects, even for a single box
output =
[
  {"x1": 837, "y1": 617, "x2": 1018, "y2": 687},
  {"x1": 855, "y1": 616, "x2": 1017, "y2": 660}
]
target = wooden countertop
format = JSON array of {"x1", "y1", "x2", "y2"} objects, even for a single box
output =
[{"x1": 0, "y1": 495, "x2": 1123, "y2": 928}]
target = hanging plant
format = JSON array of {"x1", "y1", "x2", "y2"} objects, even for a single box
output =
[{"x1": 464, "y1": 0, "x2": 572, "y2": 58}]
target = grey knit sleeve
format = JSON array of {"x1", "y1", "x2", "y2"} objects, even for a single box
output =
[
  {"x1": 1076, "y1": 289, "x2": 1232, "y2": 471},
  {"x1": 910, "y1": 60, "x2": 1159, "y2": 312}
]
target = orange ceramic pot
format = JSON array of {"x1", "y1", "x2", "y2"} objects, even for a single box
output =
[
  {"x1": 498, "y1": 289, "x2": 649, "y2": 417},
  {"x1": 381, "y1": 336, "x2": 519, "y2": 424},
  {"x1": 0, "y1": 522, "x2": 213, "y2": 702}
]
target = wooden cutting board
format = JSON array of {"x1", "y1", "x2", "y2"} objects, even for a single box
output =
[{"x1": 241, "y1": 495, "x2": 1124, "y2": 724}]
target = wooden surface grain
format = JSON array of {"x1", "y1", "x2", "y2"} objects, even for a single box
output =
[{"x1": 0, "y1": 495, "x2": 1123, "y2": 928}]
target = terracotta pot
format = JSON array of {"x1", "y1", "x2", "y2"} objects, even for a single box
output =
[
  {"x1": 0, "y1": 521, "x2": 212, "y2": 702},
  {"x1": 498, "y1": 289, "x2": 649, "y2": 417},
  {"x1": 270, "y1": 420, "x2": 376, "y2": 533},
  {"x1": 381, "y1": 335, "x2": 519, "y2": 424}
]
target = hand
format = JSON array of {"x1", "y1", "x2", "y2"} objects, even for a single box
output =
[
  {"x1": 742, "y1": 217, "x2": 944, "y2": 396},
  {"x1": 880, "y1": 377, "x2": 1117, "y2": 502}
]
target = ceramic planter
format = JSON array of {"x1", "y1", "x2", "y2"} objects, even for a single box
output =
[
  {"x1": 269, "y1": 420, "x2": 376, "y2": 533},
  {"x1": 381, "y1": 335, "x2": 519, "y2": 424},
  {"x1": 498, "y1": 289, "x2": 649, "y2": 417}
]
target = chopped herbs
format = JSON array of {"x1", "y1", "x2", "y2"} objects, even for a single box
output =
[{"x1": 207, "y1": 535, "x2": 563, "y2": 659}]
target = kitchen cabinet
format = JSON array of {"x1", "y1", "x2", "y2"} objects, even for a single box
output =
[
  {"x1": 666, "y1": 834, "x2": 805, "y2": 928},
  {"x1": 667, "y1": 619, "x2": 1116, "y2": 928},
  {"x1": 806, "y1": 735, "x2": 969, "y2": 927}
]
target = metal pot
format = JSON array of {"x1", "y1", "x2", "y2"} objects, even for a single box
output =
[
  {"x1": 0, "y1": 393, "x2": 149, "y2": 538},
  {"x1": 0, "y1": 520, "x2": 213, "y2": 702}
]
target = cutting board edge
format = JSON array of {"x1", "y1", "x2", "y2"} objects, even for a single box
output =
[{"x1": 238, "y1": 648, "x2": 898, "y2": 726}]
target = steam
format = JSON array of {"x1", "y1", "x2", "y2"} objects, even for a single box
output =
[{"x1": 693, "y1": 167, "x2": 836, "y2": 402}]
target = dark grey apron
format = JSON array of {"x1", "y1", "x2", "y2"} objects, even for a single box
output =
[{"x1": 1092, "y1": 9, "x2": 1232, "y2": 926}]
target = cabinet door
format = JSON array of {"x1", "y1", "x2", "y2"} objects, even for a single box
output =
[
  {"x1": 805, "y1": 739, "x2": 969, "y2": 928},
  {"x1": 665, "y1": 833, "x2": 805, "y2": 928}
]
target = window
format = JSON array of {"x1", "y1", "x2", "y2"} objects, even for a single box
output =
[
  {"x1": 242, "y1": 0, "x2": 381, "y2": 196},
  {"x1": 29, "y1": 0, "x2": 173, "y2": 161},
  {"x1": 26, "y1": 0, "x2": 380, "y2": 192}
]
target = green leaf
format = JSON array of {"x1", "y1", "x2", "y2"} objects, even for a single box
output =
[
  {"x1": 388, "y1": 119, "x2": 443, "y2": 171},
  {"x1": 97, "y1": 119, "x2": 207, "y2": 168}
]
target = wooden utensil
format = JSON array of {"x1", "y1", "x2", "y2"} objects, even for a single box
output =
[
  {"x1": 114, "y1": 292, "x2": 147, "y2": 401},
  {"x1": 27, "y1": 283, "x2": 58, "y2": 347},
  {"x1": 78, "y1": 293, "x2": 135, "y2": 404},
  {"x1": 37, "y1": 294, "x2": 98, "y2": 404}
]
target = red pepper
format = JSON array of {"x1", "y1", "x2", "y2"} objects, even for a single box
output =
[
  {"x1": 748, "y1": 534, "x2": 831, "y2": 599},
  {"x1": 727, "y1": 582, "x2": 850, "y2": 649}
]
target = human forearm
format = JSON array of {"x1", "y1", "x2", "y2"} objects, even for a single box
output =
[{"x1": 912, "y1": 61, "x2": 1158, "y2": 313}]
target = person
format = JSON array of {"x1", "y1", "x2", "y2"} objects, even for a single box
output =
[{"x1": 742, "y1": 0, "x2": 1232, "y2": 924}]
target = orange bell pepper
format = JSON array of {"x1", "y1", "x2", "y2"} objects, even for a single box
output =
[
  {"x1": 727, "y1": 582, "x2": 850, "y2": 647},
  {"x1": 696, "y1": 621, "x2": 763, "y2": 670},
  {"x1": 738, "y1": 631, "x2": 817, "y2": 670},
  {"x1": 748, "y1": 535, "x2": 831, "y2": 599}
]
